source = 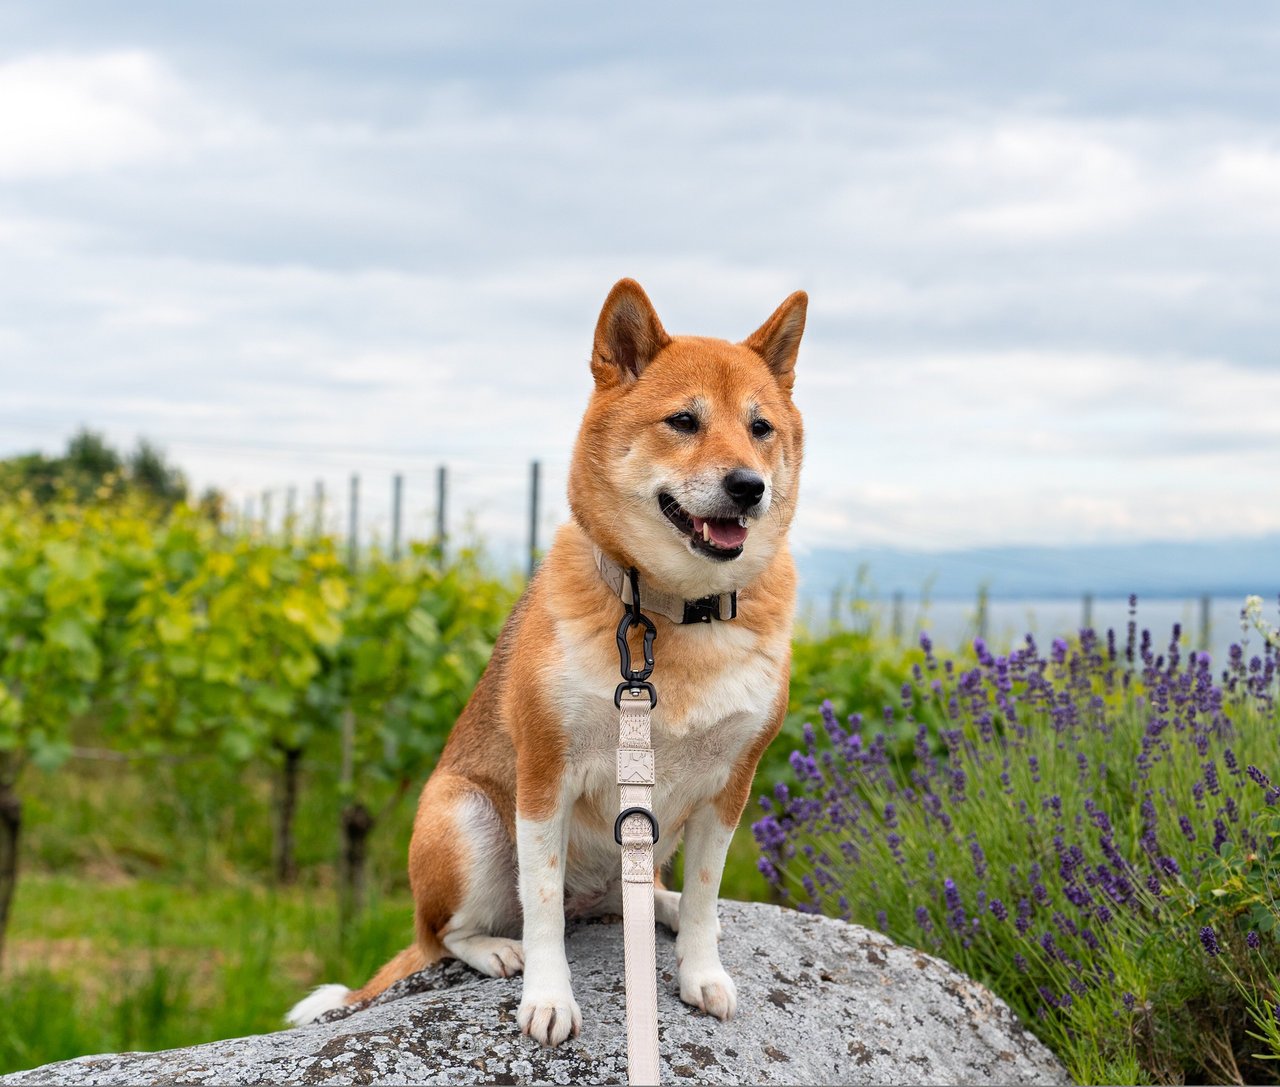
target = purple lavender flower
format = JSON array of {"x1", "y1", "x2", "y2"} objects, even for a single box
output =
[
  {"x1": 1156, "y1": 856, "x2": 1181, "y2": 877},
  {"x1": 1200, "y1": 926, "x2": 1220, "y2": 956},
  {"x1": 1212, "y1": 819, "x2": 1228, "y2": 853},
  {"x1": 1014, "y1": 953, "x2": 1029, "y2": 974},
  {"x1": 1248, "y1": 931, "x2": 1261, "y2": 950},
  {"x1": 1179, "y1": 815, "x2": 1196, "y2": 842},
  {"x1": 876, "y1": 910, "x2": 887, "y2": 931},
  {"x1": 1122, "y1": 992, "x2": 1136, "y2": 1011},
  {"x1": 970, "y1": 840, "x2": 988, "y2": 881},
  {"x1": 990, "y1": 898, "x2": 1008, "y2": 922},
  {"x1": 1247, "y1": 765, "x2": 1271, "y2": 789},
  {"x1": 1203, "y1": 762, "x2": 1221, "y2": 796},
  {"x1": 944, "y1": 878, "x2": 962, "y2": 912},
  {"x1": 915, "y1": 906, "x2": 933, "y2": 933}
]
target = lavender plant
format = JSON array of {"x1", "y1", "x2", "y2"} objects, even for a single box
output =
[{"x1": 755, "y1": 598, "x2": 1280, "y2": 1084}]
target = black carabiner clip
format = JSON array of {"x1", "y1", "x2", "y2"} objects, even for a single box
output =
[{"x1": 614, "y1": 567, "x2": 657, "y2": 707}]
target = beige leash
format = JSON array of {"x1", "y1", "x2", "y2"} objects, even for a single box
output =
[
  {"x1": 617, "y1": 689, "x2": 659, "y2": 1084},
  {"x1": 600, "y1": 558, "x2": 737, "y2": 1084},
  {"x1": 613, "y1": 567, "x2": 661, "y2": 1085}
]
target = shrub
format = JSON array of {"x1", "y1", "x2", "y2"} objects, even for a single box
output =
[{"x1": 754, "y1": 601, "x2": 1280, "y2": 1083}]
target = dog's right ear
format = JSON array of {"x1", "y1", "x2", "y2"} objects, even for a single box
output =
[{"x1": 591, "y1": 279, "x2": 672, "y2": 388}]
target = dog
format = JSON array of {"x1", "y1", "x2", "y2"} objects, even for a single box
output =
[{"x1": 287, "y1": 278, "x2": 806, "y2": 1047}]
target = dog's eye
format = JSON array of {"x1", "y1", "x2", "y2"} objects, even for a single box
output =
[
  {"x1": 751, "y1": 418, "x2": 773, "y2": 438},
  {"x1": 666, "y1": 412, "x2": 699, "y2": 434}
]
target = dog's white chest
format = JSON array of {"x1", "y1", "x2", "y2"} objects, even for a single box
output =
[{"x1": 551, "y1": 617, "x2": 783, "y2": 891}]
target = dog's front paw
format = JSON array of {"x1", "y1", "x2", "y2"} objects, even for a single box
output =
[
  {"x1": 679, "y1": 963, "x2": 737, "y2": 1021},
  {"x1": 517, "y1": 985, "x2": 582, "y2": 1047}
]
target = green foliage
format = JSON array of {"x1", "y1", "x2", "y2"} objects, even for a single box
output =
[
  {"x1": 114, "y1": 512, "x2": 349, "y2": 762},
  {"x1": 765, "y1": 627, "x2": 921, "y2": 782},
  {"x1": 0, "y1": 497, "x2": 134, "y2": 779},
  {"x1": 0, "y1": 429, "x2": 188, "y2": 508},
  {"x1": 338, "y1": 544, "x2": 515, "y2": 794}
]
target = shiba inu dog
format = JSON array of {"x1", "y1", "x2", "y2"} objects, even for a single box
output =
[{"x1": 287, "y1": 278, "x2": 806, "y2": 1047}]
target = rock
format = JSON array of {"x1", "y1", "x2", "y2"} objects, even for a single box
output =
[{"x1": 3, "y1": 901, "x2": 1069, "y2": 1086}]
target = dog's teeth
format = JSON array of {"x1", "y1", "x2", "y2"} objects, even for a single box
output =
[
  {"x1": 702, "y1": 522, "x2": 710, "y2": 542},
  {"x1": 738, "y1": 516, "x2": 748, "y2": 527}
]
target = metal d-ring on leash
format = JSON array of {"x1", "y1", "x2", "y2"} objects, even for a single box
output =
[{"x1": 614, "y1": 567, "x2": 662, "y2": 1085}]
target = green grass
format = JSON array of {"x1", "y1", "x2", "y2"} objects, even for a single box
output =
[{"x1": 1, "y1": 874, "x2": 415, "y2": 1074}]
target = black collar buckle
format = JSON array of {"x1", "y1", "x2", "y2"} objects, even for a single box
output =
[{"x1": 681, "y1": 591, "x2": 738, "y2": 625}]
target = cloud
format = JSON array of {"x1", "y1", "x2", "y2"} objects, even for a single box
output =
[
  {"x1": 4, "y1": 26, "x2": 1280, "y2": 558},
  {"x1": 0, "y1": 52, "x2": 178, "y2": 177}
]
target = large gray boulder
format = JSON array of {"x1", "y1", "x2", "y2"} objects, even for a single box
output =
[{"x1": 4, "y1": 901, "x2": 1069, "y2": 1086}]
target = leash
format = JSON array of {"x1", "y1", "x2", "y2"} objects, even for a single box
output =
[{"x1": 614, "y1": 567, "x2": 660, "y2": 1085}]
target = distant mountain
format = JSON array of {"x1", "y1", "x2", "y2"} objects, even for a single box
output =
[{"x1": 797, "y1": 537, "x2": 1280, "y2": 601}]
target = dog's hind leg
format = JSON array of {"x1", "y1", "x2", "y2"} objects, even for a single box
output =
[
  {"x1": 439, "y1": 789, "x2": 524, "y2": 978},
  {"x1": 290, "y1": 773, "x2": 519, "y2": 1024},
  {"x1": 654, "y1": 885, "x2": 682, "y2": 932}
]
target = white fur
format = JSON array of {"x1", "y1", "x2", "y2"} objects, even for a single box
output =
[
  {"x1": 284, "y1": 983, "x2": 350, "y2": 1027},
  {"x1": 676, "y1": 805, "x2": 738, "y2": 1019},
  {"x1": 516, "y1": 809, "x2": 581, "y2": 1047},
  {"x1": 441, "y1": 790, "x2": 525, "y2": 977}
]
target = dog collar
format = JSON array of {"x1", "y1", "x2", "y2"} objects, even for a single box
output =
[{"x1": 593, "y1": 546, "x2": 737, "y2": 625}]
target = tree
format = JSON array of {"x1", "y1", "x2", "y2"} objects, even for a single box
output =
[{"x1": 0, "y1": 429, "x2": 188, "y2": 509}]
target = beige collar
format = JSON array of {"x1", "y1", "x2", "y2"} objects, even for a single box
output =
[{"x1": 593, "y1": 546, "x2": 737, "y2": 625}]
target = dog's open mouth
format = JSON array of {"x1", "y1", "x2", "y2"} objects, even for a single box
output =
[{"x1": 658, "y1": 493, "x2": 747, "y2": 561}]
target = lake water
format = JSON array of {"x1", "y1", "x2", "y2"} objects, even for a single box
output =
[{"x1": 796, "y1": 593, "x2": 1277, "y2": 673}]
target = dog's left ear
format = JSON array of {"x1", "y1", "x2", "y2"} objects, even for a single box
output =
[
  {"x1": 591, "y1": 279, "x2": 672, "y2": 388},
  {"x1": 742, "y1": 291, "x2": 808, "y2": 393}
]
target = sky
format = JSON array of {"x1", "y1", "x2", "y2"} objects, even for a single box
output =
[{"x1": 3, "y1": 2, "x2": 1280, "y2": 566}]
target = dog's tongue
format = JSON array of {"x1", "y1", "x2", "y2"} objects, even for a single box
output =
[{"x1": 691, "y1": 515, "x2": 748, "y2": 549}]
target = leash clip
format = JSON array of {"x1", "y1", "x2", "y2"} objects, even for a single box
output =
[{"x1": 614, "y1": 567, "x2": 657, "y2": 707}]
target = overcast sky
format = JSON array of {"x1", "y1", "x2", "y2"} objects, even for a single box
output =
[{"x1": 3, "y1": 2, "x2": 1280, "y2": 563}]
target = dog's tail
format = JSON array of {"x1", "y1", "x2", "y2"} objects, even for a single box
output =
[{"x1": 285, "y1": 938, "x2": 445, "y2": 1026}]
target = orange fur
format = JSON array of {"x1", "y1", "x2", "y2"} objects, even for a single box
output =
[{"x1": 343, "y1": 279, "x2": 807, "y2": 1026}]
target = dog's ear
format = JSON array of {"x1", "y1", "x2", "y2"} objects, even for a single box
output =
[
  {"x1": 741, "y1": 291, "x2": 808, "y2": 392},
  {"x1": 591, "y1": 279, "x2": 672, "y2": 387}
]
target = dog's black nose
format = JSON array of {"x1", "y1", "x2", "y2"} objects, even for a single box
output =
[{"x1": 723, "y1": 469, "x2": 765, "y2": 510}]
